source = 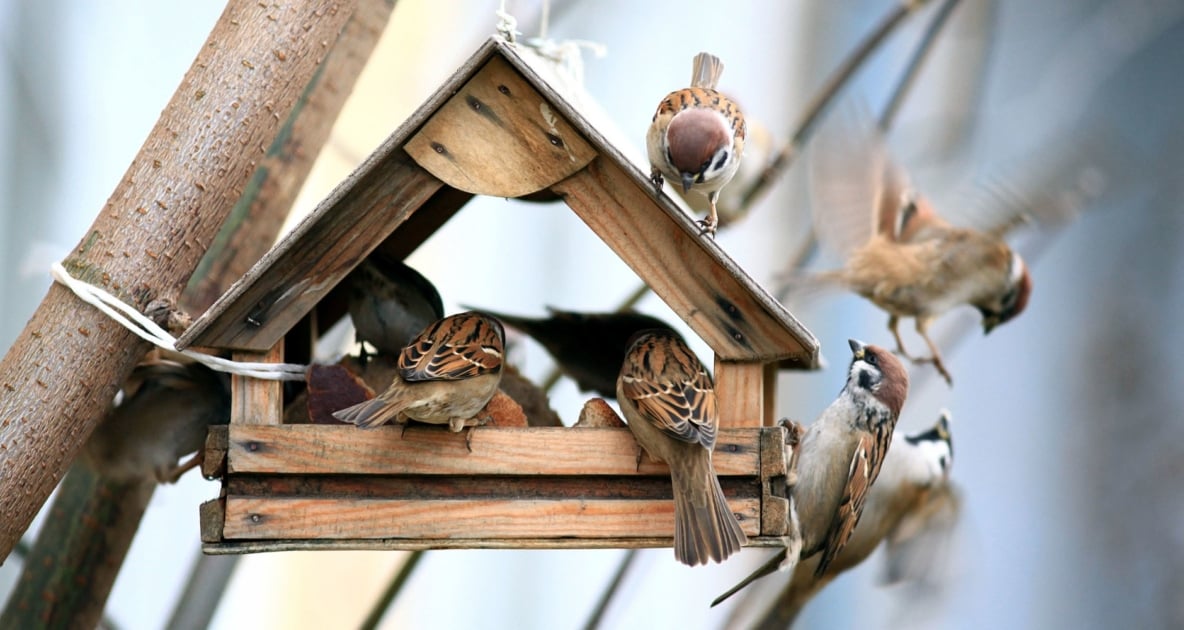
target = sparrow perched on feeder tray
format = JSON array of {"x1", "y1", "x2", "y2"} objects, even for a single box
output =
[
  {"x1": 713, "y1": 339, "x2": 908, "y2": 602},
  {"x1": 786, "y1": 114, "x2": 1033, "y2": 385},
  {"x1": 83, "y1": 360, "x2": 231, "y2": 484},
  {"x1": 617, "y1": 328, "x2": 747, "y2": 566},
  {"x1": 464, "y1": 305, "x2": 676, "y2": 399},
  {"x1": 346, "y1": 253, "x2": 444, "y2": 357},
  {"x1": 333, "y1": 311, "x2": 505, "y2": 433},
  {"x1": 647, "y1": 51, "x2": 746, "y2": 237}
]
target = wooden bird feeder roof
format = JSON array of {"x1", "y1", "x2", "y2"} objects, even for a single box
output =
[{"x1": 177, "y1": 36, "x2": 820, "y2": 370}]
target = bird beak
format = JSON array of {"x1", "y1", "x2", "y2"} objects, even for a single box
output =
[
  {"x1": 681, "y1": 172, "x2": 695, "y2": 193},
  {"x1": 981, "y1": 317, "x2": 998, "y2": 336},
  {"x1": 848, "y1": 338, "x2": 867, "y2": 360}
]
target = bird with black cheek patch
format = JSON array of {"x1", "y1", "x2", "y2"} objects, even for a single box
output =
[
  {"x1": 713, "y1": 339, "x2": 908, "y2": 602},
  {"x1": 647, "y1": 52, "x2": 746, "y2": 237},
  {"x1": 333, "y1": 311, "x2": 505, "y2": 433},
  {"x1": 617, "y1": 328, "x2": 748, "y2": 566}
]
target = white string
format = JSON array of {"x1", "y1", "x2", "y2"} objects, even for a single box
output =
[
  {"x1": 495, "y1": 0, "x2": 520, "y2": 42},
  {"x1": 50, "y1": 262, "x2": 307, "y2": 381}
]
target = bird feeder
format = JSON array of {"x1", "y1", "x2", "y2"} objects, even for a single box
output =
[{"x1": 180, "y1": 36, "x2": 820, "y2": 554}]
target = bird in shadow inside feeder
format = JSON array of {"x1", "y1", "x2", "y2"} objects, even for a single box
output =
[
  {"x1": 714, "y1": 339, "x2": 909, "y2": 603},
  {"x1": 333, "y1": 311, "x2": 505, "y2": 438},
  {"x1": 647, "y1": 51, "x2": 746, "y2": 237},
  {"x1": 346, "y1": 253, "x2": 444, "y2": 358},
  {"x1": 617, "y1": 328, "x2": 748, "y2": 566},
  {"x1": 780, "y1": 110, "x2": 1034, "y2": 385},
  {"x1": 463, "y1": 305, "x2": 676, "y2": 399}
]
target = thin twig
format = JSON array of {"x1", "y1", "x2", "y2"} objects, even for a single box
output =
[
  {"x1": 879, "y1": 0, "x2": 963, "y2": 132},
  {"x1": 582, "y1": 550, "x2": 640, "y2": 630},
  {"x1": 359, "y1": 551, "x2": 426, "y2": 630}
]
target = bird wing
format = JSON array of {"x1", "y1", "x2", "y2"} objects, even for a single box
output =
[
  {"x1": 619, "y1": 343, "x2": 717, "y2": 449},
  {"x1": 814, "y1": 431, "x2": 878, "y2": 576},
  {"x1": 398, "y1": 314, "x2": 503, "y2": 382}
]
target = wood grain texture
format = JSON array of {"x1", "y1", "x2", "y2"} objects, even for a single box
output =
[
  {"x1": 202, "y1": 425, "x2": 229, "y2": 479},
  {"x1": 760, "y1": 423, "x2": 793, "y2": 536},
  {"x1": 553, "y1": 156, "x2": 815, "y2": 365},
  {"x1": 222, "y1": 496, "x2": 761, "y2": 540},
  {"x1": 0, "y1": 0, "x2": 357, "y2": 558},
  {"x1": 200, "y1": 498, "x2": 226, "y2": 544},
  {"x1": 405, "y1": 56, "x2": 596, "y2": 197},
  {"x1": 204, "y1": 535, "x2": 793, "y2": 554},
  {"x1": 225, "y1": 425, "x2": 762, "y2": 476},
  {"x1": 230, "y1": 342, "x2": 284, "y2": 425},
  {"x1": 714, "y1": 359, "x2": 770, "y2": 429}
]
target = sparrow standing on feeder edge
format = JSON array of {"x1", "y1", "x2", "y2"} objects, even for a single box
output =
[
  {"x1": 647, "y1": 52, "x2": 746, "y2": 237},
  {"x1": 617, "y1": 328, "x2": 748, "y2": 566},
  {"x1": 713, "y1": 339, "x2": 908, "y2": 603},
  {"x1": 333, "y1": 311, "x2": 505, "y2": 433}
]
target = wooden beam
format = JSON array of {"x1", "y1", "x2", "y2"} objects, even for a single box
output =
[
  {"x1": 225, "y1": 425, "x2": 762, "y2": 477},
  {"x1": 230, "y1": 341, "x2": 285, "y2": 425},
  {"x1": 222, "y1": 496, "x2": 762, "y2": 540},
  {"x1": 553, "y1": 157, "x2": 815, "y2": 365},
  {"x1": 405, "y1": 56, "x2": 597, "y2": 198},
  {"x1": 714, "y1": 358, "x2": 768, "y2": 429},
  {"x1": 204, "y1": 536, "x2": 793, "y2": 554}
]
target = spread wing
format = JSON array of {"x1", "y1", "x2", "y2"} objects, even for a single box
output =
[
  {"x1": 398, "y1": 313, "x2": 504, "y2": 382},
  {"x1": 619, "y1": 339, "x2": 717, "y2": 449}
]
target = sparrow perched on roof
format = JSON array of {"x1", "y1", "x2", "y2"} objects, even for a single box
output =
[
  {"x1": 713, "y1": 339, "x2": 908, "y2": 602},
  {"x1": 717, "y1": 410, "x2": 954, "y2": 621},
  {"x1": 787, "y1": 113, "x2": 1033, "y2": 385},
  {"x1": 347, "y1": 253, "x2": 444, "y2": 357},
  {"x1": 464, "y1": 306, "x2": 676, "y2": 399},
  {"x1": 617, "y1": 329, "x2": 747, "y2": 566},
  {"x1": 83, "y1": 360, "x2": 231, "y2": 483},
  {"x1": 647, "y1": 52, "x2": 746, "y2": 237},
  {"x1": 333, "y1": 311, "x2": 505, "y2": 431}
]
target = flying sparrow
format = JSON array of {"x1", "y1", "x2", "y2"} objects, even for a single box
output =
[
  {"x1": 712, "y1": 339, "x2": 908, "y2": 602},
  {"x1": 464, "y1": 305, "x2": 676, "y2": 399},
  {"x1": 617, "y1": 328, "x2": 747, "y2": 566},
  {"x1": 347, "y1": 253, "x2": 444, "y2": 357},
  {"x1": 83, "y1": 360, "x2": 231, "y2": 484},
  {"x1": 790, "y1": 114, "x2": 1033, "y2": 385},
  {"x1": 332, "y1": 311, "x2": 505, "y2": 432},
  {"x1": 647, "y1": 51, "x2": 746, "y2": 237},
  {"x1": 716, "y1": 409, "x2": 952, "y2": 621}
]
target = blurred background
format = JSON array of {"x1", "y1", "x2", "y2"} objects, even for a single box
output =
[{"x1": 2, "y1": 0, "x2": 1182, "y2": 628}]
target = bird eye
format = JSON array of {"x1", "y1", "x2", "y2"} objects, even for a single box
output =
[{"x1": 865, "y1": 352, "x2": 878, "y2": 366}]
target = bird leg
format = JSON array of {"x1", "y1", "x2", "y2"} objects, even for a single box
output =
[
  {"x1": 697, "y1": 193, "x2": 720, "y2": 237},
  {"x1": 464, "y1": 425, "x2": 477, "y2": 453},
  {"x1": 650, "y1": 168, "x2": 665, "y2": 190},
  {"x1": 158, "y1": 451, "x2": 203, "y2": 484},
  {"x1": 915, "y1": 319, "x2": 953, "y2": 386},
  {"x1": 887, "y1": 315, "x2": 919, "y2": 360}
]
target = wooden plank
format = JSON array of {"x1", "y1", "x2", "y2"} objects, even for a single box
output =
[
  {"x1": 225, "y1": 425, "x2": 761, "y2": 476},
  {"x1": 203, "y1": 536, "x2": 793, "y2": 554},
  {"x1": 199, "y1": 498, "x2": 226, "y2": 544},
  {"x1": 405, "y1": 56, "x2": 597, "y2": 198},
  {"x1": 202, "y1": 425, "x2": 229, "y2": 479},
  {"x1": 553, "y1": 156, "x2": 817, "y2": 365},
  {"x1": 714, "y1": 358, "x2": 767, "y2": 429},
  {"x1": 221, "y1": 496, "x2": 761, "y2": 540},
  {"x1": 760, "y1": 424, "x2": 791, "y2": 537},
  {"x1": 177, "y1": 39, "x2": 510, "y2": 352},
  {"x1": 763, "y1": 362, "x2": 778, "y2": 426},
  {"x1": 229, "y1": 342, "x2": 284, "y2": 425}
]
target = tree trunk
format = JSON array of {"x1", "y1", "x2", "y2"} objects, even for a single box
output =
[{"x1": 0, "y1": 0, "x2": 358, "y2": 559}]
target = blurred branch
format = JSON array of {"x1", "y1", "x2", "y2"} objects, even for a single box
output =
[
  {"x1": 165, "y1": 553, "x2": 241, "y2": 630},
  {"x1": 878, "y1": 0, "x2": 962, "y2": 132},
  {"x1": 581, "y1": 550, "x2": 639, "y2": 630},
  {"x1": 359, "y1": 551, "x2": 425, "y2": 630}
]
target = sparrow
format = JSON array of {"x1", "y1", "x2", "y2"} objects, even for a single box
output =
[
  {"x1": 790, "y1": 113, "x2": 1033, "y2": 384},
  {"x1": 647, "y1": 51, "x2": 746, "y2": 237},
  {"x1": 83, "y1": 360, "x2": 231, "y2": 483},
  {"x1": 673, "y1": 117, "x2": 778, "y2": 230},
  {"x1": 332, "y1": 311, "x2": 505, "y2": 431},
  {"x1": 712, "y1": 339, "x2": 908, "y2": 603},
  {"x1": 716, "y1": 410, "x2": 953, "y2": 624},
  {"x1": 463, "y1": 305, "x2": 676, "y2": 399},
  {"x1": 347, "y1": 253, "x2": 444, "y2": 357},
  {"x1": 617, "y1": 328, "x2": 747, "y2": 566}
]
